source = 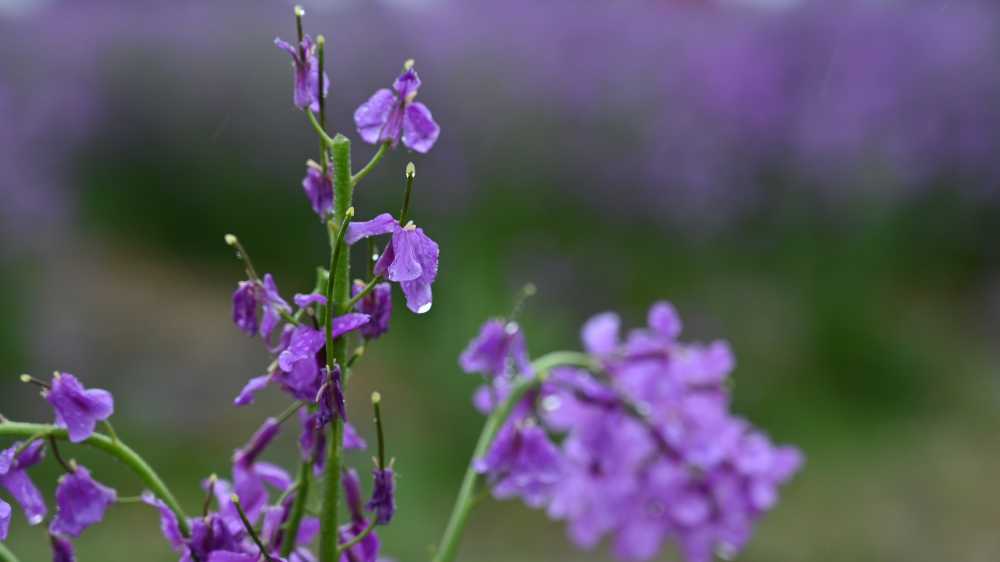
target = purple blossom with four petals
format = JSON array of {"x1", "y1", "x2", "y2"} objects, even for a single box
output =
[
  {"x1": 354, "y1": 66, "x2": 440, "y2": 153},
  {"x1": 232, "y1": 273, "x2": 291, "y2": 340},
  {"x1": 49, "y1": 466, "x2": 117, "y2": 538},
  {"x1": 45, "y1": 373, "x2": 114, "y2": 443},
  {"x1": 345, "y1": 213, "x2": 439, "y2": 314}
]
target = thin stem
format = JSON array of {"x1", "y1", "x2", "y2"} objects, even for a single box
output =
[
  {"x1": 306, "y1": 111, "x2": 335, "y2": 146},
  {"x1": 0, "y1": 421, "x2": 191, "y2": 536},
  {"x1": 344, "y1": 275, "x2": 382, "y2": 311},
  {"x1": 430, "y1": 351, "x2": 597, "y2": 562},
  {"x1": 281, "y1": 461, "x2": 312, "y2": 557},
  {"x1": 320, "y1": 134, "x2": 354, "y2": 562},
  {"x1": 337, "y1": 519, "x2": 377, "y2": 554},
  {"x1": 317, "y1": 36, "x2": 326, "y2": 132},
  {"x1": 294, "y1": 5, "x2": 305, "y2": 59},
  {"x1": 224, "y1": 234, "x2": 259, "y2": 281},
  {"x1": 102, "y1": 420, "x2": 120, "y2": 444},
  {"x1": 48, "y1": 436, "x2": 75, "y2": 474},
  {"x1": 277, "y1": 400, "x2": 306, "y2": 424},
  {"x1": 398, "y1": 162, "x2": 416, "y2": 225},
  {"x1": 232, "y1": 495, "x2": 276, "y2": 562},
  {"x1": 351, "y1": 142, "x2": 390, "y2": 188},
  {"x1": 279, "y1": 308, "x2": 302, "y2": 326},
  {"x1": 371, "y1": 392, "x2": 385, "y2": 469},
  {"x1": 116, "y1": 495, "x2": 146, "y2": 504},
  {"x1": 0, "y1": 542, "x2": 21, "y2": 562},
  {"x1": 202, "y1": 474, "x2": 218, "y2": 517}
]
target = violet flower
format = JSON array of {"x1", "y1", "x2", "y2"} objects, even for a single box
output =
[
  {"x1": 317, "y1": 366, "x2": 347, "y2": 426},
  {"x1": 232, "y1": 273, "x2": 291, "y2": 340},
  {"x1": 354, "y1": 65, "x2": 440, "y2": 153},
  {"x1": 475, "y1": 421, "x2": 562, "y2": 508},
  {"x1": 0, "y1": 499, "x2": 10, "y2": 541},
  {"x1": 274, "y1": 34, "x2": 329, "y2": 112},
  {"x1": 45, "y1": 372, "x2": 114, "y2": 443},
  {"x1": 49, "y1": 466, "x2": 117, "y2": 537},
  {"x1": 366, "y1": 468, "x2": 396, "y2": 525},
  {"x1": 339, "y1": 469, "x2": 380, "y2": 562},
  {"x1": 141, "y1": 492, "x2": 185, "y2": 553},
  {"x1": 460, "y1": 319, "x2": 531, "y2": 379},
  {"x1": 345, "y1": 213, "x2": 440, "y2": 314},
  {"x1": 50, "y1": 533, "x2": 75, "y2": 562},
  {"x1": 232, "y1": 418, "x2": 290, "y2": 521},
  {"x1": 353, "y1": 280, "x2": 392, "y2": 340},
  {"x1": 0, "y1": 440, "x2": 47, "y2": 525},
  {"x1": 274, "y1": 317, "x2": 367, "y2": 401},
  {"x1": 302, "y1": 160, "x2": 333, "y2": 218}
]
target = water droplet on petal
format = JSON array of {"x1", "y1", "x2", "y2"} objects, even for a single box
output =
[
  {"x1": 542, "y1": 396, "x2": 562, "y2": 412},
  {"x1": 416, "y1": 302, "x2": 432, "y2": 314}
]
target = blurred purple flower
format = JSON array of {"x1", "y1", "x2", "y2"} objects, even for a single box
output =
[
  {"x1": 0, "y1": 440, "x2": 47, "y2": 525},
  {"x1": 353, "y1": 280, "x2": 392, "y2": 340},
  {"x1": 302, "y1": 160, "x2": 334, "y2": 218},
  {"x1": 0, "y1": 500, "x2": 10, "y2": 541},
  {"x1": 50, "y1": 533, "x2": 76, "y2": 562},
  {"x1": 50, "y1": 466, "x2": 117, "y2": 538},
  {"x1": 460, "y1": 319, "x2": 531, "y2": 379},
  {"x1": 366, "y1": 468, "x2": 396, "y2": 525}
]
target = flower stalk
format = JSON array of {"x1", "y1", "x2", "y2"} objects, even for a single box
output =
[
  {"x1": 431, "y1": 351, "x2": 596, "y2": 562},
  {"x1": 0, "y1": 421, "x2": 191, "y2": 536}
]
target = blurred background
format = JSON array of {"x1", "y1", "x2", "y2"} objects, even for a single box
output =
[{"x1": 1, "y1": 0, "x2": 998, "y2": 560}]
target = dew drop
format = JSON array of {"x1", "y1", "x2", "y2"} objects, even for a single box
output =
[
  {"x1": 416, "y1": 302, "x2": 432, "y2": 314},
  {"x1": 541, "y1": 395, "x2": 562, "y2": 412}
]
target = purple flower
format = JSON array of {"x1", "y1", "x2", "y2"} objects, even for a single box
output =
[
  {"x1": 317, "y1": 366, "x2": 347, "y2": 425},
  {"x1": 273, "y1": 316, "x2": 367, "y2": 401},
  {"x1": 302, "y1": 160, "x2": 333, "y2": 218},
  {"x1": 0, "y1": 440, "x2": 47, "y2": 525},
  {"x1": 232, "y1": 274, "x2": 291, "y2": 340},
  {"x1": 353, "y1": 280, "x2": 392, "y2": 340},
  {"x1": 0, "y1": 499, "x2": 10, "y2": 541},
  {"x1": 49, "y1": 466, "x2": 117, "y2": 537},
  {"x1": 475, "y1": 422, "x2": 562, "y2": 508},
  {"x1": 460, "y1": 319, "x2": 531, "y2": 378},
  {"x1": 345, "y1": 213, "x2": 440, "y2": 314},
  {"x1": 354, "y1": 65, "x2": 440, "y2": 153},
  {"x1": 141, "y1": 492, "x2": 185, "y2": 553},
  {"x1": 45, "y1": 372, "x2": 114, "y2": 443},
  {"x1": 232, "y1": 418, "x2": 289, "y2": 521},
  {"x1": 50, "y1": 533, "x2": 75, "y2": 562},
  {"x1": 339, "y1": 469, "x2": 380, "y2": 562},
  {"x1": 366, "y1": 468, "x2": 396, "y2": 525},
  {"x1": 274, "y1": 34, "x2": 329, "y2": 112}
]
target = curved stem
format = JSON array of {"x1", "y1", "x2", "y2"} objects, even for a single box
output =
[
  {"x1": 351, "y1": 142, "x2": 390, "y2": 188},
  {"x1": 430, "y1": 351, "x2": 596, "y2": 562},
  {"x1": 337, "y1": 519, "x2": 377, "y2": 554},
  {"x1": 344, "y1": 275, "x2": 382, "y2": 311},
  {"x1": 306, "y1": 110, "x2": 335, "y2": 147},
  {"x1": 0, "y1": 421, "x2": 191, "y2": 536},
  {"x1": 0, "y1": 543, "x2": 19, "y2": 562}
]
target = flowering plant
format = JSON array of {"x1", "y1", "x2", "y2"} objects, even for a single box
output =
[{"x1": 0, "y1": 8, "x2": 799, "y2": 562}]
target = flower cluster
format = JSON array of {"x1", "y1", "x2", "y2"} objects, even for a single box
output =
[
  {"x1": 1, "y1": 373, "x2": 118, "y2": 559},
  {"x1": 462, "y1": 302, "x2": 803, "y2": 562}
]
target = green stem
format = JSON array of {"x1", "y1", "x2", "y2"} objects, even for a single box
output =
[
  {"x1": 0, "y1": 421, "x2": 191, "y2": 536},
  {"x1": 0, "y1": 543, "x2": 20, "y2": 562},
  {"x1": 351, "y1": 142, "x2": 390, "y2": 188},
  {"x1": 343, "y1": 275, "x2": 383, "y2": 311},
  {"x1": 306, "y1": 111, "x2": 335, "y2": 147},
  {"x1": 319, "y1": 134, "x2": 354, "y2": 562},
  {"x1": 337, "y1": 519, "x2": 377, "y2": 553},
  {"x1": 281, "y1": 460, "x2": 312, "y2": 557},
  {"x1": 430, "y1": 351, "x2": 596, "y2": 562}
]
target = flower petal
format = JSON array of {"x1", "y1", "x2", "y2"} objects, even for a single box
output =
[
  {"x1": 403, "y1": 102, "x2": 440, "y2": 154},
  {"x1": 354, "y1": 89, "x2": 397, "y2": 145},
  {"x1": 345, "y1": 214, "x2": 399, "y2": 246}
]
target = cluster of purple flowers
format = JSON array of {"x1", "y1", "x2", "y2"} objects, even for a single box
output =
[
  {"x1": 1, "y1": 373, "x2": 117, "y2": 560},
  {"x1": 462, "y1": 302, "x2": 802, "y2": 562}
]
